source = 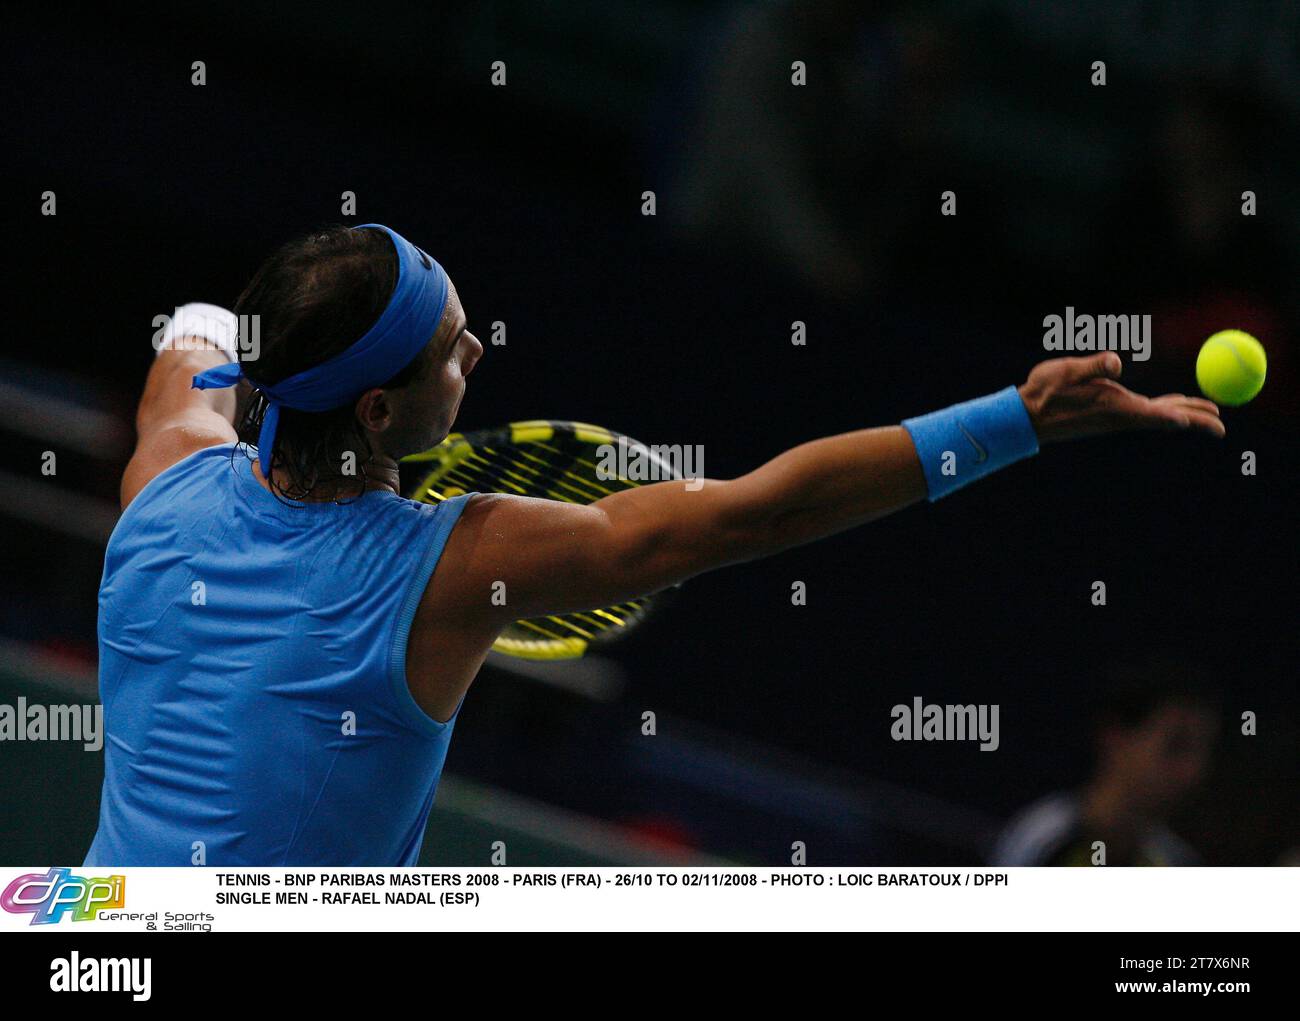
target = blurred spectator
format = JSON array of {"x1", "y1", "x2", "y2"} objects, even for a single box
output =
[
  {"x1": 992, "y1": 653, "x2": 1220, "y2": 866},
  {"x1": 672, "y1": 1, "x2": 958, "y2": 300}
]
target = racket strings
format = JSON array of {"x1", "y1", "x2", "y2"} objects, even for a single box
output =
[
  {"x1": 423, "y1": 450, "x2": 632, "y2": 504},
  {"x1": 476, "y1": 450, "x2": 604, "y2": 502},
  {"x1": 510, "y1": 605, "x2": 642, "y2": 644},
  {"x1": 460, "y1": 443, "x2": 638, "y2": 503}
]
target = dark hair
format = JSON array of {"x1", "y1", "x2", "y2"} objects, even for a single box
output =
[{"x1": 233, "y1": 225, "x2": 432, "y2": 501}]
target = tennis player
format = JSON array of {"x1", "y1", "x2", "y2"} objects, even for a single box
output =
[{"x1": 84, "y1": 224, "x2": 1224, "y2": 866}]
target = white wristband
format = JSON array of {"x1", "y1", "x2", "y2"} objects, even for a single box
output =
[{"x1": 156, "y1": 302, "x2": 239, "y2": 360}]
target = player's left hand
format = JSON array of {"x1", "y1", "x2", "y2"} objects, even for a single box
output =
[{"x1": 1018, "y1": 353, "x2": 1225, "y2": 444}]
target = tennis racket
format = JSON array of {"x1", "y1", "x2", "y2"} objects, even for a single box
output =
[{"x1": 402, "y1": 420, "x2": 679, "y2": 660}]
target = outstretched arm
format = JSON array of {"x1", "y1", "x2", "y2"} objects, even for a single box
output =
[{"x1": 437, "y1": 353, "x2": 1223, "y2": 626}]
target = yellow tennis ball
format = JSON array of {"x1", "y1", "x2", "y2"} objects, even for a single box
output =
[{"x1": 1196, "y1": 330, "x2": 1266, "y2": 406}]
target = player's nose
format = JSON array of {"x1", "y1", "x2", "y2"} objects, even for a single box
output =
[{"x1": 463, "y1": 331, "x2": 483, "y2": 375}]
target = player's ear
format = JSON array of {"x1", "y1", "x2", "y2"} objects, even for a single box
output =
[{"x1": 355, "y1": 388, "x2": 394, "y2": 433}]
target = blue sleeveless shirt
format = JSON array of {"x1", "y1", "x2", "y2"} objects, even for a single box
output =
[{"x1": 84, "y1": 443, "x2": 470, "y2": 866}]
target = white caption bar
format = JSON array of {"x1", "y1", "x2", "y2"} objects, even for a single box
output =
[{"x1": 1, "y1": 867, "x2": 1292, "y2": 932}]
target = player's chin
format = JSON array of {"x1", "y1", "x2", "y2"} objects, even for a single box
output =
[
  {"x1": 418, "y1": 424, "x2": 451, "y2": 452},
  {"x1": 445, "y1": 393, "x2": 465, "y2": 432},
  {"x1": 433, "y1": 411, "x2": 459, "y2": 446}
]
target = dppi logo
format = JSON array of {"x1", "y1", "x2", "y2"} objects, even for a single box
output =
[{"x1": 1, "y1": 868, "x2": 125, "y2": 924}]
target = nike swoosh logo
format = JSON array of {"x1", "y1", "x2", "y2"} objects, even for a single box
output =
[{"x1": 958, "y1": 423, "x2": 988, "y2": 463}]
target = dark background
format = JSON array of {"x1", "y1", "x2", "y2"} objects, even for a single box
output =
[{"x1": 1, "y1": 1, "x2": 1296, "y2": 865}]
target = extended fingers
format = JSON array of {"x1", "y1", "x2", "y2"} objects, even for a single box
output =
[
  {"x1": 1147, "y1": 395, "x2": 1225, "y2": 437},
  {"x1": 1154, "y1": 394, "x2": 1221, "y2": 415},
  {"x1": 1189, "y1": 410, "x2": 1227, "y2": 437},
  {"x1": 1180, "y1": 406, "x2": 1226, "y2": 437}
]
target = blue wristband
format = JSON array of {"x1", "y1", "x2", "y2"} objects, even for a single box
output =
[{"x1": 902, "y1": 386, "x2": 1039, "y2": 501}]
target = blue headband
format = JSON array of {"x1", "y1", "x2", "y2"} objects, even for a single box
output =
[{"x1": 193, "y1": 224, "x2": 449, "y2": 471}]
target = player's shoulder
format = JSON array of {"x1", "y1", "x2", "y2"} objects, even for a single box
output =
[
  {"x1": 446, "y1": 490, "x2": 512, "y2": 523},
  {"x1": 116, "y1": 441, "x2": 239, "y2": 523}
]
